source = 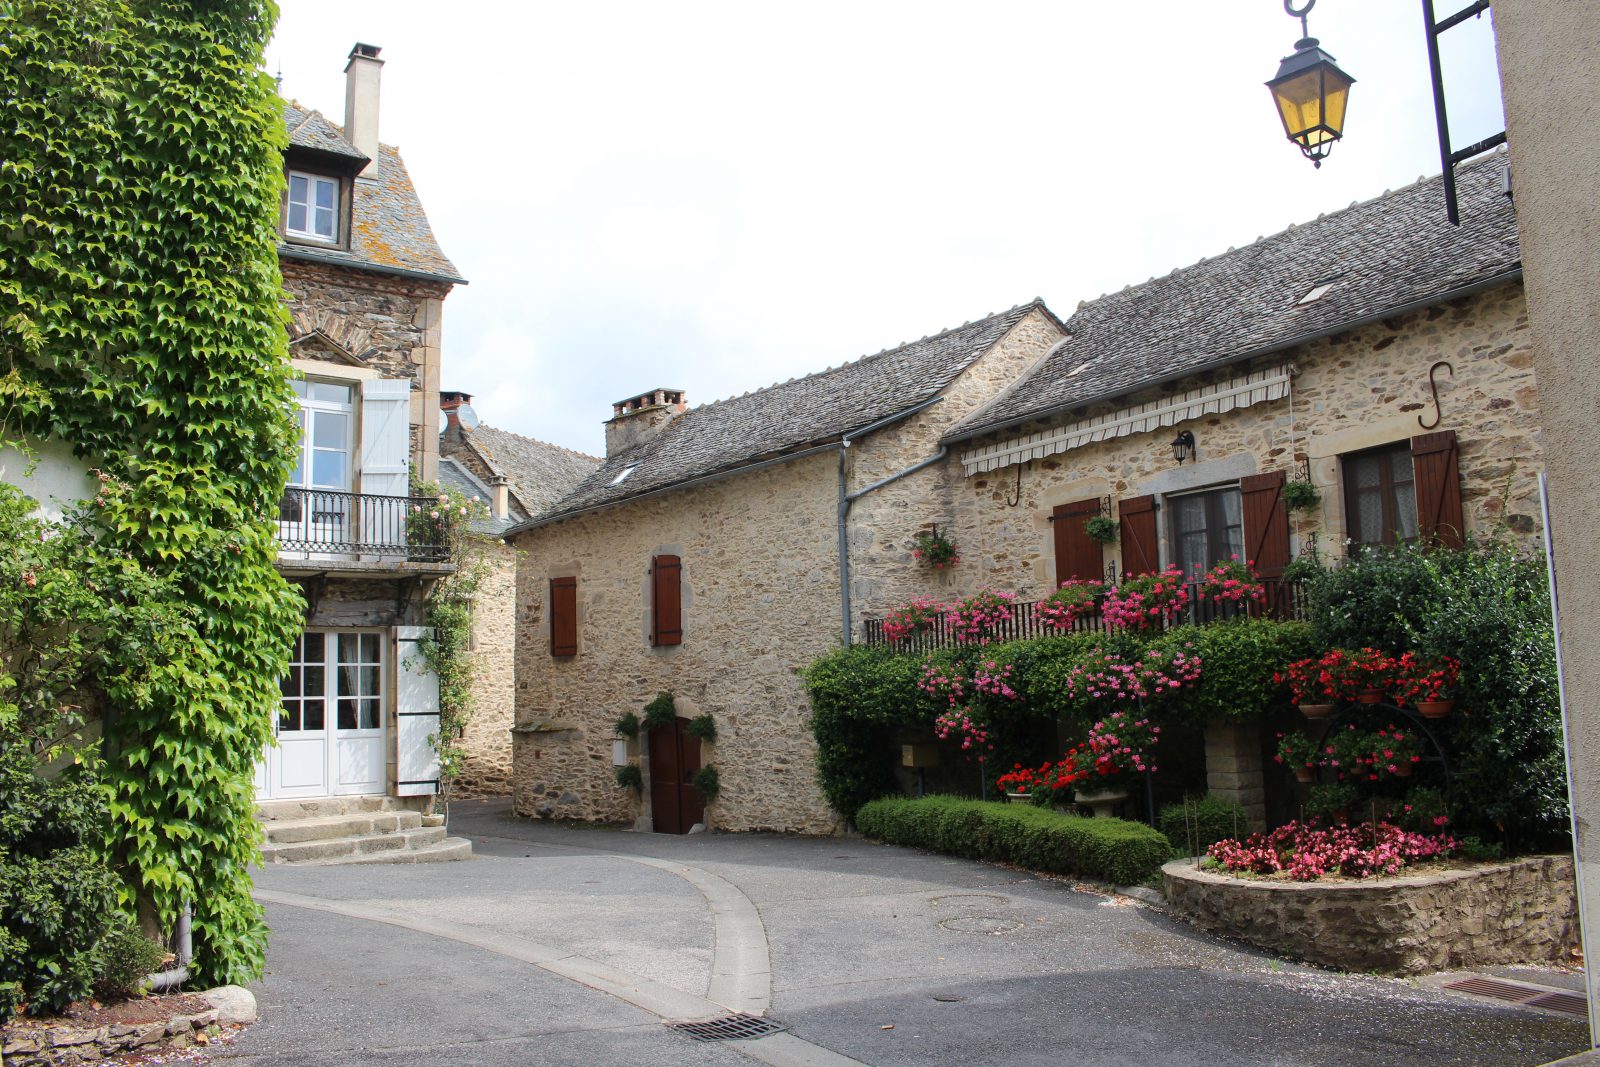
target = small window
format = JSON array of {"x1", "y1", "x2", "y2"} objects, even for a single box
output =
[
  {"x1": 287, "y1": 171, "x2": 340, "y2": 242},
  {"x1": 610, "y1": 464, "x2": 639, "y2": 486},
  {"x1": 1342, "y1": 442, "x2": 1417, "y2": 547},
  {"x1": 1297, "y1": 281, "x2": 1336, "y2": 305}
]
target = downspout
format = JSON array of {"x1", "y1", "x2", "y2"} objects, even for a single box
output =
[
  {"x1": 146, "y1": 902, "x2": 192, "y2": 993},
  {"x1": 835, "y1": 397, "x2": 949, "y2": 646}
]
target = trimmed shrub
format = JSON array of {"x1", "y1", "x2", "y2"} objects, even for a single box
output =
[
  {"x1": 94, "y1": 918, "x2": 167, "y2": 1000},
  {"x1": 615, "y1": 764, "x2": 642, "y2": 793},
  {"x1": 687, "y1": 714, "x2": 717, "y2": 741},
  {"x1": 856, "y1": 795, "x2": 1175, "y2": 885},
  {"x1": 1150, "y1": 617, "x2": 1315, "y2": 724},
  {"x1": 805, "y1": 646, "x2": 930, "y2": 821},
  {"x1": 1158, "y1": 795, "x2": 1251, "y2": 857}
]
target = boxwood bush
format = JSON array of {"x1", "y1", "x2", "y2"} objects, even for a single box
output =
[
  {"x1": 855, "y1": 796, "x2": 1175, "y2": 885},
  {"x1": 1157, "y1": 795, "x2": 1251, "y2": 857}
]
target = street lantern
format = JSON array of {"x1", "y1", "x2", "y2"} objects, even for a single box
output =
[
  {"x1": 1267, "y1": 0, "x2": 1355, "y2": 167},
  {"x1": 1171, "y1": 430, "x2": 1197, "y2": 465}
]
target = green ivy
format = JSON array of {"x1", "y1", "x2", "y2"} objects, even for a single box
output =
[
  {"x1": 641, "y1": 692, "x2": 677, "y2": 731},
  {"x1": 691, "y1": 764, "x2": 720, "y2": 801},
  {"x1": 1, "y1": 1, "x2": 301, "y2": 986},
  {"x1": 615, "y1": 764, "x2": 642, "y2": 793},
  {"x1": 687, "y1": 714, "x2": 717, "y2": 741},
  {"x1": 614, "y1": 712, "x2": 641, "y2": 739}
]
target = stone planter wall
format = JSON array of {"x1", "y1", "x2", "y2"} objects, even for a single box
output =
[
  {"x1": 1, "y1": 1007, "x2": 220, "y2": 1066},
  {"x1": 1163, "y1": 854, "x2": 1579, "y2": 975}
]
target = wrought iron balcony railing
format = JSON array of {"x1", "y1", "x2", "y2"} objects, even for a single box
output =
[
  {"x1": 861, "y1": 578, "x2": 1306, "y2": 652},
  {"x1": 276, "y1": 487, "x2": 449, "y2": 563}
]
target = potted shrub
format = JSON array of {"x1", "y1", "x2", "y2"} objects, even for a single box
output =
[
  {"x1": 880, "y1": 595, "x2": 945, "y2": 645},
  {"x1": 1371, "y1": 724, "x2": 1422, "y2": 779},
  {"x1": 1305, "y1": 782, "x2": 1361, "y2": 825},
  {"x1": 1102, "y1": 565, "x2": 1190, "y2": 631},
  {"x1": 1033, "y1": 579, "x2": 1102, "y2": 632},
  {"x1": 1084, "y1": 514, "x2": 1119, "y2": 544},
  {"x1": 1196, "y1": 556, "x2": 1265, "y2": 607},
  {"x1": 1274, "y1": 731, "x2": 1320, "y2": 783},
  {"x1": 1339, "y1": 647, "x2": 1397, "y2": 703},
  {"x1": 1394, "y1": 652, "x2": 1461, "y2": 718},
  {"x1": 1276, "y1": 655, "x2": 1336, "y2": 718},
  {"x1": 1283, "y1": 479, "x2": 1321, "y2": 513},
  {"x1": 1072, "y1": 711, "x2": 1160, "y2": 814},
  {"x1": 911, "y1": 528, "x2": 961, "y2": 570}
]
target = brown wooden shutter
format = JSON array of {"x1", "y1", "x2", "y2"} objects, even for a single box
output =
[
  {"x1": 1412, "y1": 430, "x2": 1465, "y2": 549},
  {"x1": 651, "y1": 554, "x2": 682, "y2": 646},
  {"x1": 1117, "y1": 495, "x2": 1159, "y2": 576},
  {"x1": 1240, "y1": 470, "x2": 1291, "y2": 579},
  {"x1": 1051, "y1": 498, "x2": 1105, "y2": 585},
  {"x1": 549, "y1": 577, "x2": 577, "y2": 657}
]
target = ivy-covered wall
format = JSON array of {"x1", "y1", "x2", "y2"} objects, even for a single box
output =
[{"x1": 0, "y1": 0, "x2": 302, "y2": 984}]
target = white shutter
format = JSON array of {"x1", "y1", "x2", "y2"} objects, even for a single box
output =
[
  {"x1": 394, "y1": 625, "x2": 440, "y2": 797},
  {"x1": 360, "y1": 378, "x2": 412, "y2": 499}
]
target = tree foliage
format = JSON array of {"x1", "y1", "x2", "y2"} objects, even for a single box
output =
[{"x1": 1, "y1": 0, "x2": 301, "y2": 985}]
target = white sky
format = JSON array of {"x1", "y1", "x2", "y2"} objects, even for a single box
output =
[{"x1": 269, "y1": 1, "x2": 1506, "y2": 458}]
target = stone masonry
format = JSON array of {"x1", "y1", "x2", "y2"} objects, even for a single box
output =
[{"x1": 451, "y1": 539, "x2": 517, "y2": 798}]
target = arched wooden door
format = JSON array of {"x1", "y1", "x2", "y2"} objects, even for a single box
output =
[{"x1": 648, "y1": 717, "x2": 703, "y2": 834}]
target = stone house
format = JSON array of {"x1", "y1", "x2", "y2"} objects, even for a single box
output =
[
  {"x1": 435, "y1": 393, "x2": 599, "y2": 798},
  {"x1": 258, "y1": 43, "x2": 468, "y2": 814},
  {"x1": 509, "y1": 151, "x2": 1539, "y2": 835},
  {"x1": 506, "y1": 305, "x2": 1067, "y2": 833}
]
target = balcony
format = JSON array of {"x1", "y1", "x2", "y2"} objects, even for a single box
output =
[
  {"x1": 861, "y1": 578, "x2": 1306, "y2": 652},
  {"x1": 276, "y1": 487, "x2": 449, "y2": 566}
]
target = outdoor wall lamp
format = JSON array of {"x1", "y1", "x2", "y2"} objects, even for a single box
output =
[
  {"x1": 1267, "y1": 0, "x2": 1356, "y2": 168},
  {"x1": 1171, "y1": 430, "x2": 1197, "y2": 465}
]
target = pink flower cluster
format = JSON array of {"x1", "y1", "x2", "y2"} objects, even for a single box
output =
[
  {"x1": 1207, "y1": 821, "x2": 1458, "y2": 881},
  {"x1": 934, "y1": 707, "x2": 992, "y2": 758},
  {"x1": 1081, "y1": 710, "x2": 1160, "y2": 777},
  {"x1": 970, "y1": 657, "x2": 1020, "y2": 701},
  {"x1": 1196, "y1": 556, "x2": 1266, "y2": 605},
  {"x1": 1033, "y1": 579, "x2": 1103, "y2": 632},
  {"x1": 881, "y1": 595, "x2": 946, "y2": 644},
  {"x1": 1064, "y1": 645, "x2": 1202, "y2": 706},
  {"x1": 1101, "y1": 566, "x2": 1190, "y2": 631},
  {"x1": 945, "y1": 588, "x2": 1017, "y2": 645},
  {"x1": 916, "y1": 659, "x2": 967, "y2": 707}
]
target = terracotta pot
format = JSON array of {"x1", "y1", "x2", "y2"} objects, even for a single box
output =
[
  {"x1": 1391, "y1": 762, "x2": 1414, "y2": 778},
  {"x1": 1356, "y1": 688, "x2": 1386, "y2": 704},
  {"x1": 1416, "y1": 699, "x2": 1455, "y2": 719},
  {"x1": 1299, "y1": 703, "x2": 1336, "y2": 720},
  {"x1": 1294, "y1": 767, "x2": 1316, "y2": 784},
  {"x1": 1331, "y1": 809, "x2": 1351, "y2": 825}
]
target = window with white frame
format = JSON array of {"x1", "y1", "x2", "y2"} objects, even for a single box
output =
[{"x1": 287, "y1": 171, "x2": 340, "y2": 242}]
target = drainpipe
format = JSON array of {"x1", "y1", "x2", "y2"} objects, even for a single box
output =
[
  {"x1": 146, "y1": 902, "x2": 192, "y2": 993},
  {"x1": 835, "y1": 397, "x2": 948, "y2": 646}
]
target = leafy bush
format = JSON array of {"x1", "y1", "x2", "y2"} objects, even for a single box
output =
[
  {"x1": 1152, "y1": 618, "x2": 1315, "y2": 724},
  {"x1": 0, "y1": 748, "x2": 120, "y2": 1021},
  {"x1": 687, "y1": 714, "x2": 717, "y2": 741},
  {"x1": 856, "y1": 795, "x2": 1174, "y2": 885},
  {"x1": 641, "y1": 692, "x2": 677, "y2": 731},
  {"x1": 94, "y1": 918, "x2": 167, "y2": 1000},
  {"x1": 613, "y1": 712, "x2": 641, "y2": 739},
  {"x1": 691, "y1": 765, "x2": 720, "y2": 801},
  {"x1": 1158, "y1": 796, "x2": 1250, "y2": 857},
  {"x1": 805, "y1": 646, "x2": 930, "y2": 821},
  {"x1": 1304, "y1": 541, "x2": 1565, "y2": 850},
  {"x1": 614, "y1": 764, "x2": 642, "y2": 793}
]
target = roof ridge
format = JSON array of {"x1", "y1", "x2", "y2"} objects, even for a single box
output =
[
  {"x1": 689, "y1": 298, "x2": 1046, "y2": 412},
  {"x1": 476, "y1": 423, "x2": 601, "y2": 463}
]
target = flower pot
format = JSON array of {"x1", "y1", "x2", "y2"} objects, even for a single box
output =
[
  {"x1": 1073, "y1": 785, "x2": 1129, "y2": 819},
  {"x1": 1416, "y1": 699, "x2": 1455, "y2": 719},
  {"x1": 1355, "y1": 688, "x2": 1386, "y2": 704},
  {"x1": 1299, "y1": 703, "x2": 1336, "y2": 721},
  {"x1": 1294, "y1": 767, "x2": 1316, "y2": 784},
  {"x1": 1391, "y1": 763, "x2": 1414, "y2": 778},
  {"x1": 1331, "y1": 809, "x2": 1350, "y2": 825}
]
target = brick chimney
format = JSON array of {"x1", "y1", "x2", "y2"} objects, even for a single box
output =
[
  {"x1": 343, "y1": 43, "x2": 383, "y2": 175},
  {"x1": 605, "y1": 388, "x2": 686, "y2": 457},
  {"x1": 440, "y1": 390, "x2": 474, "y2": 430}
]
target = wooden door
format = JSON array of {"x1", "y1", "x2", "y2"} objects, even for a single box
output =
[{"x1": 648, "y1": 718, "x2": 704, "y2": 834}]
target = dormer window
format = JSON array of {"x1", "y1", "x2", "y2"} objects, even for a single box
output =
[{"x1": 287, "y1": 171, "x2": 340, "y2": 242}]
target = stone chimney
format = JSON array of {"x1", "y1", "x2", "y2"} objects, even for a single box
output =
[
  {"x1": 440, "y1": 390, "x2": 475, "y2": 431},
  {"x1": 605, "y1": 388, "x2": 687, "y2": 457},
  {"x1": 343, "y1": 43, "x2": 383, "y2": 175},
  {"x1": 489, "y1": 474, "x2": 511, "y2": 520}
]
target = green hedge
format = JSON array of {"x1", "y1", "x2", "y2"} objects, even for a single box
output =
[{"x1": 855, "y1": 796, "x2": 1175, "y2": 885}]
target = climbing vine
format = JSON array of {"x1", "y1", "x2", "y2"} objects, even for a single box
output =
[
  {"x1": 1, "y1": 0, "x2": 302, "y2": 984},
  {"x1": 412, "y1": 482, "x2": 494, "y2": 793}
]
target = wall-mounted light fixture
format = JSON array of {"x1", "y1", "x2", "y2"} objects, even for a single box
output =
[{"x1": 1171, "y1": 430, "x2": 1197, "y2": 465}]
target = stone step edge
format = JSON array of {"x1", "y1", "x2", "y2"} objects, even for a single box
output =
[{"x1": 259, "y1": 826, "x2": 448, "y2": 864}]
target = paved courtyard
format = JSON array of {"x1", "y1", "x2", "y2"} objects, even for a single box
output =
[{"x1": 208, "y1": 800, "x2": 1588, "y2": 1067}]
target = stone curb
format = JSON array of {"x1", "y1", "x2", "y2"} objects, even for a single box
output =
[{"x1": 1, "y1": 986, "x2": 254, "y2": 1067}]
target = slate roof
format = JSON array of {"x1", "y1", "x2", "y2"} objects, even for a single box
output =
[
  {"x1": 465, "y1": 425, "x2": 601, "y2": 518},
  {"x1": 280, "y1": 102, "x2": 464, "y2": 284},
  {"x1": 947, "y1": 153, "x2": 1521, "y2": 443},
  {"x1": 524, "y1": 301, "x2": 1054, "y2": 528},
  {"x1": 438, "y1": 457, "x2": 520, "y2": 537}
]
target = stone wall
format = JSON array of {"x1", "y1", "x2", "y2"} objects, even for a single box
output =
[
  {"x1": 451, "y1": 540, "x2": 517, "y2": 798},
  {"x1": 1163, "y1": 855, "x2": 1580, "y2": 974},
  {"x1": 2, "y1": 1006, "x2": 223, "y2": 1065},
  {"x1": 509, "y1": 310, "x2": 1065, "y2": 832},
  {"x1": 944, "y1": 281, "x2": 1540, "y2": 600},
  {"x1": 280, "y1": 258, "x2": 450, "y2": 483}
]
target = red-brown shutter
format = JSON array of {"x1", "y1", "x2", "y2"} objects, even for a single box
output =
[
  {"x1": 1240, "y1": 470, "x2": 1291, "y2": 579},
  {"x1": 1117, "y1": 495, "x2": 1159, "y2": 576},
  {"x1": 651, "y1": 554, "x2": 682, "y2": 646},
  {"x1": 1051, "y1": 498, "x2": 1105, "y2": 585},
  {"x1": 549, "y1": 577, "x2": 577, "y2": 657},
  {"x1": 1412, "y1": 430, "x2": 1465, "y2": 549}
]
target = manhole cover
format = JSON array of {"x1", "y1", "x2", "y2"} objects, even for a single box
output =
[
  {"x1": 667, "y1": 1014, "x2": 788, "y2": 1042},
  {"x1": 928, "y1": 893, "x2": 1009, "y2": 907},
  {"x1": 938, "y1": 915, "x2": 1023, "y2": 934},
  {"x1": 1444, "y1": 978, "x2": 1590, "y2": 1017}
]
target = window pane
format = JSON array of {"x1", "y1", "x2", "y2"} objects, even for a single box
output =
[
  {"x1": 313, "y1": 411, "x2": 348, "y2": 449},
  {"x1": 311, "y1": 449, "x2": 346, "y2": 488},
  {"x1": 309, "y1": 382, "x2": 353, "y2": 405},
  {"x1": 360, "y1": 633, "x2": 380, "y2": 661},
  {"x1": 287, "y1": 201, "x2": 307, "y2": 233},
  {"x1": 338, "y1": 661, "x2": 359, "y2": 698},
  {"x1": 337, "y1": 698, "x2": 357, "y2": 731},
  {"x1": 303, "y1": 633, "x2": 325, "y2": 661},
  {"x1": 291, "y1": 379, "x2": 307, "y2": 397},
  {"x1": 1351, "y1": 453, "x2": 1382, "y2": 490},
  {"x1": 361, "y1": 698, "x2": 381, "y2": 731},
  {"x1": 314, "y1": 179, "x2": 336, "y2": 210},
  {"x1": 314, "y1": 205, "x2": 335, "y2": 239},
  {"x1": 361, "y1": 666, "x2": 380, "y2": 696},
  {"x1": 1390, "y1": 449, "x2": 1414, "y2": 485},
  {"x1": 338, "y1": 632, "x2": 359, "y2": 664},
  {"x1": 280, "y1": 665, "x2": 301, "y2": 698},
  {"x1": 1394, "y1": 482, "x2": 1419, "y2": 541},
  {"x1": 1220, "y1": 489, "x2": 1242, "y2": 528},
  {"x1": 1353, "y1": 488, "x2": 1385, "y2": 544},
  {"x1": 278, "y1": 704, "x2": 298, "y2": 732},
  {"x1": 303, "y1": 665, "x2": 325, "y2": 697},
  {"x1": 302, "y1": 699, "x2": 325, "y2": 732},
  {"x1": 289, "y1": 174, "x2": 308, "y2": 205}
]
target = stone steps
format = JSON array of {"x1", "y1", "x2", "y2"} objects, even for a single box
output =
[{"x1": 255, "y1": 796, "x2": 471, "y2": 865}]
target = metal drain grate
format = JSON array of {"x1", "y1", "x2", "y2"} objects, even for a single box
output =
[
  {"x1": 668, "y1": 1013, "x2": 788, "y2": 1042},
  {"x1": 1444, "y1": 978, "x2": 1589, "y2": 1016}
]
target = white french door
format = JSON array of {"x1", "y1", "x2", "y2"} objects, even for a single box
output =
[
  {"x1": 257, "y1": 629, "x2": 387, "y2": 799},
  {"x1": 278, "y1": 380, "x2": 354, "y2": 554}
]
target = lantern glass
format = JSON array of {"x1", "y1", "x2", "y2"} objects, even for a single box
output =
[{"x1": 1267, "y1": 43, "x2": 1354, "y2": 162}]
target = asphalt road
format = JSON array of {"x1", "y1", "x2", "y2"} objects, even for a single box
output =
[{"x1": 201, "y1": 799, "x2": 1588, "y2": 1067}]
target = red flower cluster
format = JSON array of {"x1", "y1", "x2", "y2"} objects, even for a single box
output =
[
  {"x1": 1393, "y1": 652, "x2": 1462, "y2": 705},
  {"x1": 1033, "y1": 579, "x2": 1102, "y2": 632},
  {"x1": 1207, "y1": 821, "x2": 1458, "y2": 881},
  {"x1": 881, "y1": 595, "x2": 945, "y2": 644},
  {"x1": 911, "y1": 529, "x2": 961, "y2": 570},
  {"x1": 1102, "y1": 566, "x2": 1190, "y2": 630},
  {"x1": 1195, "y1": 556, "x2": 1266, "y2": 605},
  {"x1": 1277, "y1": 649, "x2": 1463, "y2": 707}
]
